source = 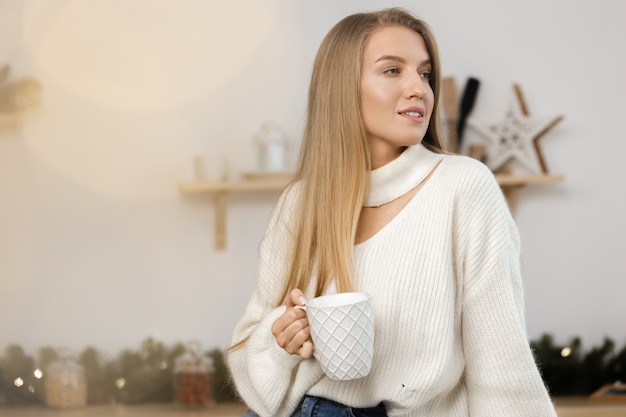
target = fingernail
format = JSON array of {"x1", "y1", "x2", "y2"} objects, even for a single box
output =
[{"x1": 298, "y1": 296, "x2": 307, "y2": 305}]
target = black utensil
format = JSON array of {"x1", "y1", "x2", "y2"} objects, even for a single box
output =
[{"x1": 456, "y1": 77, "x2": 480, "y2": 148}]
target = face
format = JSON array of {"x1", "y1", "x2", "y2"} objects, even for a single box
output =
[{"x1": 360, "y1": 25, "x2": 434, "y2": 168}]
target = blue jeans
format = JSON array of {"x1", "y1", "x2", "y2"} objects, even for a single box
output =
[{"x1": 242, "y1": 395, "x2": 387, "y2": 417}]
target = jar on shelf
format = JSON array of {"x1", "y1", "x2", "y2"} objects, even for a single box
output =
[
  {"x1": 44, "y1": 350, "x2": 87, "y2": 408},
  {"x1": 173, "y1": 341, "x2": 215, "y2": 407},
  {"x1": 252, "y1": 121, "x2": 289, "y2": 172}
]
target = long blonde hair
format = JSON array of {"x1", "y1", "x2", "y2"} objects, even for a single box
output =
[{"x1": 277, "y1": 8, "x2": 446, "y2": 305}]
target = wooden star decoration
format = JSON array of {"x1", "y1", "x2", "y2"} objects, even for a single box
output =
[{"x1": 468, "y1": 84, "x2": 563, "y2": 174}]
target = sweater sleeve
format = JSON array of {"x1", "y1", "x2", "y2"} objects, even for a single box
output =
[
  {"x1": 227, "y1": 185, "x2": 324, "y2": 417},
  {"x1": 456, "y1": 162, "x2": 557, "y2": 416}
]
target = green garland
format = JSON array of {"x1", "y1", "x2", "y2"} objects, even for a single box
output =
[
  {"x1": 531, "y1": 334, "x2": 626, "y2": 395},
  {"x1": 0, "y1": 338, "x2": 239, "y2": 406},
  {"x1": 1, "y1": 334, "x2": 625, "y2": 406}
]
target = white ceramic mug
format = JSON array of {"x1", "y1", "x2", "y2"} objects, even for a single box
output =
[{"x1": 299, "y1": 292, "x2": 374, "y2": 380}]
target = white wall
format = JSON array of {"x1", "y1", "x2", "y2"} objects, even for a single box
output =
[{"x1": 1, "y1": 0, "x2": 624, "y2": 356}]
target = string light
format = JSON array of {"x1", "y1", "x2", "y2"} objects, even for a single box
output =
[
  {"x1": 34, "y1": 369, "x2": 43, "y2": 379},
  {"x1": 560, "y1": 347, "x2": 572, "y2": 358},
  {"x1": 14, "y1": 377, "x2": 24, "y2": 387},
  {"x1": 115, "y1": 378, "x2": 126, "y2": 389}
]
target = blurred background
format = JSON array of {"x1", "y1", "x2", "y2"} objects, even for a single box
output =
[{"x1": 1, "y1": 0, "x2": 624, "y2": 373}]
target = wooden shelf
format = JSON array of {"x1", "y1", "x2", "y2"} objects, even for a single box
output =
[
  {"x1": 179, "y1": 178, "x2": 291, "y2": 193},
  {"x1": 495, "y1": 173, "x2": 564, "y2": 214},
  {"x1": 179, "y1": 173, "x2": 564, "y2": 250},
  {"x1": 179, "y1": 177, "x2": 292, "y2": 250},
  {"x1": 494, "y1": 173, "x2": 564, "y2": 186}
]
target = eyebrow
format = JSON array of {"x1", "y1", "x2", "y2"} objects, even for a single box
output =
[
  {"x1": 375, "y1": 55, "x2": 405, "y2": 64},
  {"x1": 374, "y1": 55, "x2": 431, "y2": 66}
]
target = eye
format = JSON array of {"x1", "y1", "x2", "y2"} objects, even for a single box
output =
[
  {"x1": 383, "y1": 67, "x2": 400, "y2": 75},
  {"x1": 420, "y1": 71, "x2": 431, "y2": 80}
]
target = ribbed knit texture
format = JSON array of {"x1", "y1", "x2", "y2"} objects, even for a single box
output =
[
  {"x1": 365, "y1": 144, "x2": 442, "y2": 207},
  {"x1": 228, "y1": 144, "x2": 557, "y2": 417}
]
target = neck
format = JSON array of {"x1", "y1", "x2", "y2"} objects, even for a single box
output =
[{"x1": 369, "y1": 145, "x2": 407, "y2": 170}]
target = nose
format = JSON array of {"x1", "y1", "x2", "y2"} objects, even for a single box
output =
[{"x1": 406, "y1": 73, "x2": 426, "y2": 100}]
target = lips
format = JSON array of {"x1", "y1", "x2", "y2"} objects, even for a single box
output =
[{"x1": 398, "y1": 106, "x2": 425, "y2": 119}]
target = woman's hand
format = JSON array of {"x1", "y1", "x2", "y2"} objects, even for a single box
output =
[{"x1": 271, "y1": 289, "x2": 314, "y2": 358}]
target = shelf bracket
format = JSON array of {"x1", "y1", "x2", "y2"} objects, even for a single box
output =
[
  {"x1": 501, "y1": 185, "x2": 521, "y2": 215},
  {"x1": 214, "y1": 192, "x2": 228, "y2": 250}
]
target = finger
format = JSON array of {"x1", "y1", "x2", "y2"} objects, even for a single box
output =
[
  {"x1": 277, "y1": 318, "x2": 310, "y2": 346},
  {"x1": 272, "y1": 314, "x2": 309, "y2": 352},
  {"x1": 284, "y1": 323, "x2": 311, "y2": 355},
  {"x1": 286, "y1": 288, "x2": 307, "y2": 309},
  {"x1": 298, "y1": 340, "x2": 314, "y2": 359},
  {"x1": 272, "y1": 306, "x2": 307, "y2": 337},
  {"x1": 272, "y1": 312, "x2": 308, "y2": 346}
]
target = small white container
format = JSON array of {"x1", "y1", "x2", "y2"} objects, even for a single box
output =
[{"x1": 252, "y1": 122, "x2": 288, "y2": 172}]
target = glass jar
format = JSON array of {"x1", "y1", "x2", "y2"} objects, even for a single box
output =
[
  {"x1": 44, "y1": 352, "x2": 87, "y2": 408},
  {"x1": 252, "y1": 122, "x2": 288, "y2": 172},
  {"x1": 173, "y1": 342, "x2": 214, "y2": 407}
]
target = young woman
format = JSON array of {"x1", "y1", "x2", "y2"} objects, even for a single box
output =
[{"x1": 228, "y1": 8, "x2": 557, "y2": 417}]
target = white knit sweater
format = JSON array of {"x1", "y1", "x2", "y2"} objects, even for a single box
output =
[{"x1": 228, "y1": 144, "x2": 557, "y2": 417}]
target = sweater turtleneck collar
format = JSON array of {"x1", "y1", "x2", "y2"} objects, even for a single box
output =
[{"x1": 365, "y1": 143, "x2": 443, "y2": 208}]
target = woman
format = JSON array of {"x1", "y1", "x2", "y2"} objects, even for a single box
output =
[{"x1": 228, "y1": 7, "x2": 557, "y2": 417}]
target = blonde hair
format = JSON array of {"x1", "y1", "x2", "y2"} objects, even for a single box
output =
[{"x1": 277, "y1": 8, "x2": 446, "y2": 304}]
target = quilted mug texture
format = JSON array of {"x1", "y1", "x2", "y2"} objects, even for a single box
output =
[{"x1": 306, "y1": 292, "x2": 374, "y2": 380}]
